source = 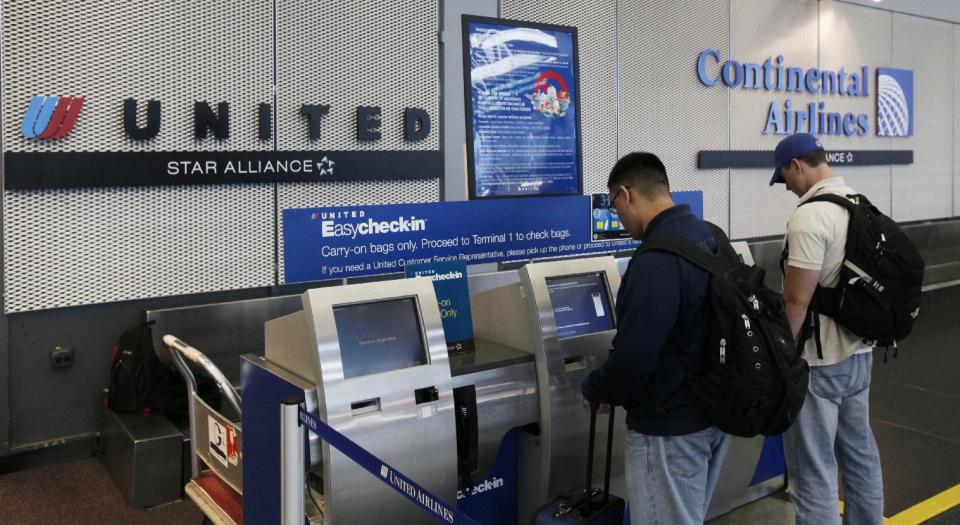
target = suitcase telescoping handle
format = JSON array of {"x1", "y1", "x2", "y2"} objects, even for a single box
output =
[{"x1": 583, "y1": 404, "x2": 616, "y2": 516}]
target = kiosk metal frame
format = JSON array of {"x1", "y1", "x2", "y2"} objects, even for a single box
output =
[{"x1": 265, "y1": 278, "x2": 458, "y2": 525}]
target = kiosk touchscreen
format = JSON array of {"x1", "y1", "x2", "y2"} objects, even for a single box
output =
[
  {"x1": 262, "y1": 278, "x2": 457, "y2": 525},
  {"x1": 546, "y1": 273, "x2": 615, "y2": 339},
  {"x1": 334, "y1": 298, "x2": 428, "y2": 379},
  {"x1": 470, "y1": 256, "x2": 624, "y2": 523}
]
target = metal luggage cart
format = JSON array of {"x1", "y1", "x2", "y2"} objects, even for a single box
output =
[{"x1": 164, "y1": 335, "x2": 245, "y2": 525}]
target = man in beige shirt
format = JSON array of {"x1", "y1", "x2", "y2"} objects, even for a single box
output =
[{"x1": 772, "y1": 133, "x2": 883, "y2": 525}]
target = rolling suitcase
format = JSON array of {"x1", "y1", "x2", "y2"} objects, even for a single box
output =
[{"x1": 532, "y1": 405, "x2": 626, "y2": 524}]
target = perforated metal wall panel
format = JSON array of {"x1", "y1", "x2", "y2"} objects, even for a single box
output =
[
  {"x1": 2, "y1": 1, "x2": 273, "y2": 154},
  {"x1": 728, "y1": 0, "x2": 819, "y2": 239},
  {"x1": 275, "y1": 0, "x2": 439, "y2": 152},
  {"x1": 275, "y1": 0, "x2": 440, "y2": 283},
  {"x1": 501, "y1": 0, "x2": 617, "y2": 194},
  {"x1": 819, "y1": 1, "x2": 893, "y2": 216},
  {"x1": 617, "y1": 0, "x2": 730, "y2": 232},
  {"x1": 891, "y1": 14, "x2": 954, "y2": 222},
  {"x1": 2, "y1": 1, "x2": 275, "y2": 312},
  {"x1": 3, "y1": 184, "x2": 275, "y2": 313}
]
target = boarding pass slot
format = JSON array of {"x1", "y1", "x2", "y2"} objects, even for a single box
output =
[
  {"x1": 563, "y1": 356, "x2": 586, "y2": 372},
  {"x1": 350, "y1": 398, "x2": 381, "y2": 417}
]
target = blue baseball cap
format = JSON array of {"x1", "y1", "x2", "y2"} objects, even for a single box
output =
[{"x1": 770, "y1": 133, "x2": 824, "y2": 185}]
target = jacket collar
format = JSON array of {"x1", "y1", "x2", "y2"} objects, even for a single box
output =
[{"x1": 643, "y1": 204, "x2": 692, "y2": 240}]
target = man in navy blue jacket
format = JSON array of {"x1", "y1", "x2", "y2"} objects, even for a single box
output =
[{"x1": 581, "y1": 152, "x2": 731, "y2": 525}]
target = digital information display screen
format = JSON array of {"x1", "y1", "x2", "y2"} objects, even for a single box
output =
[
  {"x1": 333, "y1": 298, "x2": 428, "y2": 379},
  {"x1": 463, "y1": 16, "x2": 582, "y2": 199},
  {"x1": 546, "y1": 273, "x2": 615, "y2": 339},
  {"x1": 590, "y1": 193, "x2": 630, "y2": 241}
]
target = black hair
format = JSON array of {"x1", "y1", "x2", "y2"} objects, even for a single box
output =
[{"x1": 607, "y1": 152, "x2": 670, "y2": 198}]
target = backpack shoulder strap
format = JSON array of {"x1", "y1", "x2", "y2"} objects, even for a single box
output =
[
  {"x1": 799, "y1": 193, "x2": 858, "y2": 211},
  {"x1": 636, "y1": 226, "x2": 731, "y2": 276}
]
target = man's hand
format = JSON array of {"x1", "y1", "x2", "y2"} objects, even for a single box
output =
[{"x1": 581, "y1": 398, "x2": 610, "y2": 413}]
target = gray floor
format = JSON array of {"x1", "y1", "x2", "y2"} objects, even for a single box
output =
[
  {"x1": 870, "y1": 286, "x2": 960, "y2": 516},
  {"x1": 0, "y1": 458, "x2": 201, "y2": 525}
]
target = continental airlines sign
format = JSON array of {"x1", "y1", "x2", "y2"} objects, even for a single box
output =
[
  {"x1": 6, "y1": 97, "x2": 439, "y2": 190},
  {"x1": 696, "y1": 50, "x2": 913, "y2": 138},
  {"x1": 695, "y1": 50, "x2": 915, "y2": 170}
]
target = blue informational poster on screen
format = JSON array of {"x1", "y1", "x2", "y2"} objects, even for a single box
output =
[
  {"x1": 591, "y1": 193, "x2": 630, "y2": 240},
  {"x1": 405, "y1": 261, "x2": 476, "y2": 355},
  {"x1": 463, "y1": 16, "x2": 582, "y2": 199}
]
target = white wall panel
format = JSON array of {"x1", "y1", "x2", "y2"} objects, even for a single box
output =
[
  {"x1": 891, "y1": 14, "x2": 954, "y2": 221},
  {"x1": 729, "y1": 0, "x2": 820, "y2": 239},
  {"x1": 617, "y1": 0, "x2": 730, "y2": 231},
  {"x1": 955, "y1": 25, "x2": 960, "y2": 217},
  {"x1": 819, "y1": 2, "x2": 893, "y2": 215}
]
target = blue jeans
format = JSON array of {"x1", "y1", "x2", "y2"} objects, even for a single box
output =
[
  {"x1": 783, "y1": 352, "x2": 884, "y2": 525},
  {"x1": 624, "y1": 426, "x2": 731, "y2": 525}
]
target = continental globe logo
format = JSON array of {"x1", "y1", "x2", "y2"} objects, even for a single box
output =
[{"x1": 876, "y1": 68, "x2": 913, "y2": 137}]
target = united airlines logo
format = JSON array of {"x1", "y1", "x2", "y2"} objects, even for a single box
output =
[
  {"x1": 20, "y1": 96, "x2": 85, "y2": 139},
  {"x1": 876, "y1": 68, "x2": 913, "y2": 137}
]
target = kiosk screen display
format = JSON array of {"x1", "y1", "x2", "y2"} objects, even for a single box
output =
[
  {"x1": 334, "y1": 298, "x2": 428, "y2": 379},
  {"x1": 546, "y1": 273, "x2": 614, "y2": 339}
]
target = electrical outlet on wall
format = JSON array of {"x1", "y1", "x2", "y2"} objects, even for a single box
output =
[{"x1": 51, "y1": 346, "x2": 73, "y2": 369}]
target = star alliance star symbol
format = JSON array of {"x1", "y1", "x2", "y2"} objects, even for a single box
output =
[{"x1": 318, "y1": 155, "x2": 336, "y2": 176}]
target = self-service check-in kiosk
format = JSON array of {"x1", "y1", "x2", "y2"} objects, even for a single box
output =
[
  {"x1": 469, "y1": 256, "x2": 624, "y2": 522},
  {"x1": 234, "y1": 251, "x2": 781, "y2": 524},
  {"x1": 244, "y1": 278, "x2": 458, "y2": 524}
]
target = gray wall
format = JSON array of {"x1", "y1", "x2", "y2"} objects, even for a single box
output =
[{"x1": 2, "y1": 0, "x2": 959, "y2": 455}]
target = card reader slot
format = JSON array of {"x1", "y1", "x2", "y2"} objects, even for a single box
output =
[
  {"x1": 350, "y1": 398, "x2": 381, "y2": 416},
  {"x1": 564, "y1": 356, "x2": 587, "y2": 372},
  {"x1": 414, "y1": 386, "x2": 439, "y2": 404}
]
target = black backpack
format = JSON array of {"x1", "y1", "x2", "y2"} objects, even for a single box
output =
[
  {"x1": 107, "y1": 322, "x2": 162, "y2": 413},
  {"x1": 795, "y1": 194, "x2": 924, "y2": 359},
  {"x1": 638, "y1": 224, "x2": 809, "y2": 437}
]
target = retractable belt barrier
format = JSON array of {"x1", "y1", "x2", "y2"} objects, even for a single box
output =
[{"x1": 296, "y1": 405, "x2": 480, "y2": 525}]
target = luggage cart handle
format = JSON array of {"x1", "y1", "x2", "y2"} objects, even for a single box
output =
[{"x1": 163, "y1": 335, "x2": 242, "y2": 416}]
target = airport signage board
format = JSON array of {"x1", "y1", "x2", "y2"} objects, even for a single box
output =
[
  {"x1": 282, "y1": 192, "x2": 703, "y2": 283},
  {"x1": 405, "y1": 261, "x2": 476, "y2": 356},
  {"x1": 462, "y1": 16, "x2": 583, "y2": 199},
  {"x1": 696, "y1": 50, "x2": 914, "y2": 138},
  {"x1": 7, "y1": 97, "x2": 438, "y2": 190}
]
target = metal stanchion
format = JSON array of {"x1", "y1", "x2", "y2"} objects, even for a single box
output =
[{"x1": 280, "y1": 397, "x2": 305, "y2": 525}]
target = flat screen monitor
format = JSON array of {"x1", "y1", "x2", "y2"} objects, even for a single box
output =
[
  {"x1": 333, "y1": 297, "x2": 428, "y2": 379},
  {"x1": 545, "y1": 273, "x2": 615, "y2": 339}
]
